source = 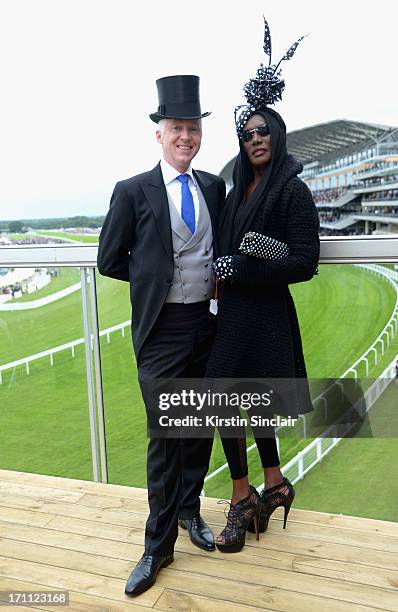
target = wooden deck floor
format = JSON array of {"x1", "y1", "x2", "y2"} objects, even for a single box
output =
[{"x1": 0, "y1": 470, "x2": 397, "y2": 611}]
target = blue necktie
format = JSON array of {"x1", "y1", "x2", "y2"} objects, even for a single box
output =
[{"x1": 177, "y1": 174, "x2": 195, "y2": 234}]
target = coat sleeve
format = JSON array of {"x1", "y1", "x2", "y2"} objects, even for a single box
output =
[
  {"x1": 97, "y1": 181, "x2": 136, "y2": 282},
  {"x1": 231, "y1": 180, "x2": 320, "y2": 288}
]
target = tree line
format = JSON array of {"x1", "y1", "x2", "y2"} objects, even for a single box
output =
[{"x1": 1, "y1": 216, "x2": 105, "y2": 233}]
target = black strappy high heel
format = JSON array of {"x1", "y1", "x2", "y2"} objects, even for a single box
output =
[
  {"x1": 216, "y1": 485, "x2": 261, "y2": 553},
  {"x1": 247, "y1": 477, "x2": 295, "y2": 533}
]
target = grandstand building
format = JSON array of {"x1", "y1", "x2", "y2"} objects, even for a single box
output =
[{"x1": 220, "y1": 119, "x2": 398, "y2": 236}]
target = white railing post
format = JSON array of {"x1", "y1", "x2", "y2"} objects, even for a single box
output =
[
  {"x1": 316, "y1": 438, "x2": 322, "y2": 462},
  {"x1": 298, "y1": 452, "x2": 304, "y2": 480}
]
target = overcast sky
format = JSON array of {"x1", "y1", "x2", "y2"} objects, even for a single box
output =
[{"x1": 0, "y1": 0, "x2": 397, "y2": 221}]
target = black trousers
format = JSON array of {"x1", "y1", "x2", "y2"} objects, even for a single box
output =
[{"x1": 137, "y1": 302, "x2": 215, "y2": 556}]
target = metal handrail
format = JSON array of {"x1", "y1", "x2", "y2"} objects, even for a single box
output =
[{"x1": 1, "y1": 235, "x2": 398, "y2": 267}]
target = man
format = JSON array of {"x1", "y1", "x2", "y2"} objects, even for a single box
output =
[{"x1": 97, "y1": 75, "x2": 225, "y2": 596}]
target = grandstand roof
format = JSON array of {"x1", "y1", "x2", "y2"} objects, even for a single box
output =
[{"x1": 286, "y1": 119, "x2": 396, "y2": 165}]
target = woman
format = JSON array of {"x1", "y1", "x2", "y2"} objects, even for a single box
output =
[{"x1": 206, "y1": 20, "x2": 320, "y2": 553}]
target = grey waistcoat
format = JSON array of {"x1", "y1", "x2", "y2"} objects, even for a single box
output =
[{"x1": 165, "y1": 183, "x2": 214, "y2": 303}]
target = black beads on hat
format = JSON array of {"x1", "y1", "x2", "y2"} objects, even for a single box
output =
[{"x1": 235, "y1": 17, "x2": 306, "y2": 138}]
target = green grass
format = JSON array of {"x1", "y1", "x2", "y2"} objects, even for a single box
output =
[
  {"x1": 8, "y1": 268, "x2": 80, "y2": 303},
  {"x1": 0, "y1": 334, "x2": 144, "y2": 482},
  {"x1": 0, "y1": 273, "x2": 131, "y2": 364},
  {"x1": 0, "y1": 264, "x2": 397, "y2": 521},
  {"x1": 7, "y1": 233, "x2": 35, "y2": 241},
  {"x1": 293, "y1": 378, "x2": 398, "y2": 521},
  {"x1": 294, "y1": 440, "x2": 398, "y2": 521},
  {"x1": 37, "y1": 231, "x2": 99, "y2": 243}
]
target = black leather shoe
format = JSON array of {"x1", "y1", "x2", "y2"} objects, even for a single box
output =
[
  {"x1": 124, "y1": 553, "x2": 174, "y2": 596},
  {"x1": 178, "y1": 514, "x2": 215, "y2": 551}
]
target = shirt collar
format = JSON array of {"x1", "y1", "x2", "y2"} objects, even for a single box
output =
[{"x1": 160, "y1": 158, "x2": 195, "y2": 186}]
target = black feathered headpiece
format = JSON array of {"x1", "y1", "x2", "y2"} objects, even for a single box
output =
[{"x1": 235, "y1": 17, "x2": 306, "y2": 137}]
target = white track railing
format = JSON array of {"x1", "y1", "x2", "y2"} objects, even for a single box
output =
[
  {"x1": 202, "y1": 264, "x2": 398, "y2": 493},
  {"x1": 0, "y1": 320, "x2": 132, "y2": 383},
  {"x1": 0, "y1": 282, "x2": 82, "y2": 311},
  {"x1": 342, "y1": 265, "x2": 398, "y2": 378},
  {"x1": 278, "y1": 354, "x2": 397, "y2": 488}
]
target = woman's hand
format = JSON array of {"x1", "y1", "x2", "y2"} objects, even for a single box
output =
[{"x1": 212, "y1": 256, "x2": 236, "y2": 280}]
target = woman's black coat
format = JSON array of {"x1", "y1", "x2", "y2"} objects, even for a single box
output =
[{"x1": 206, "y1": 154, "x2": 320, "y2": 416}]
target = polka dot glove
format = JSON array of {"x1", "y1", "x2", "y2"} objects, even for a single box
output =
[
  {"x1": 239, "y1": 232, "x2": 290, "y2": 260},
  {"x1": 212, "y1": 256, "x2": 236, "y2": 280}
]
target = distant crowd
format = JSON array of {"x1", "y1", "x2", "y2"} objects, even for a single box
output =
[
  {"x1": 354, "y1": 160, "x2": 398, "y2": 177},
  {"x1": 311, "y1": 187, "x2": 347, "y2": 204},
  {"x1": 363, "y1": 189, "x2": 398, "y2": 202},
  {"x1": 354, "y1": 174, "x2": 398, "y2": 188},
  {"x1": 0, "y1": 235, "x2": 67, "y2": 246},
  {"x1": 361, "y1": 206, "x2": 398, "y2": 216}
]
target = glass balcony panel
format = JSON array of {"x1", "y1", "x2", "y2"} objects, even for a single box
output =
[
  {"x1": 95, "y1": 269, "x2": 145, "y2": 486},
  {"x1": 0, "y1": 265, "x2": 94, "y2": 480}
]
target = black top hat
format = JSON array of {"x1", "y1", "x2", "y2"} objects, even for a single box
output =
[{"x1": 149, "y1": 75, "x2": 211, "y2": 123}]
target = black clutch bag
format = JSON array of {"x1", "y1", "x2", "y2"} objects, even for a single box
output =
[{"x1": 239, "y1": 232, "x2": 290, "y2": 260}]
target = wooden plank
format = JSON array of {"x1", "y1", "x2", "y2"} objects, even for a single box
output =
[
  {"x1": 155, "y1": 587, "x2": 374, "y2": 612},
  {"x1": 280, "y1": 508, "x2": 398, "y2": 537},
  {"x1": 0, "y1": 521, "x2": 144, "y2": 561},
  {"x1": 2, "y1": 487, "x2": 393, "y2": 558},
  {"x1": 0, "y1": 587, "x2": 44, "y2": 612},
  {"x1": 169, "y1": 556, "x2": 398, "y2": 609},
  {"x1": 77, "y1": 492, "x2": 149, "y2": 514},
  {"x1": 230, "y1": 531, "x2": 398, "y2": 571},
  {"x1": 0, "y1": 577, "x2": 149, "y2": 611},
  {"x1": 42, "y1": 506, "x2": 398, "y2": 555},
  {"x1": 0, "y1": 550, "x2": 389, "y2": 612},
  {"x1": 2, "y1": 470, "x2": 396, "y2": 537},
  {"x1": 1, "y1": 533, "x2": 398, "y2": 593},
  {"x1": 3, "y1": 513, "x2": 398, "y2": 574},
  {"x1": 155, "y1": 589, "x2": 267, "y2": 611},
  {"x1": 155, "y1": 568, "x2": 391, "y2": 612},
  {"x1": 0, "y1": 481, "x2": 84, "y2": 504},
  {"x1": 1, "y1": 536, "x2": 397, "y2": 610},
  {"x1": 0, "y1": 493, "x2": 147, "y2": 528},
  {"x1": 0, "y1": 557, "x2": 162, "y2": 608},
  {"x1": 45, "y1": 514, "x2": 141, "y2": 541},
  {"x1": 261, "y1": 515, "x2": 398, "y2": 553},
  {"x1": 4, "y1": 506, "x2": 398, "y2": 588},
  {"x1": 0, "y1": 507, "x2": 52, "y2": 529},
  {"x1": 199, "y1": 497, "x2": 398, "y2": 534},
  {"x1": 3, "y1": 485, "x2": 394, "y2": 559},
  {"x1": 0, "y1": 470, "x2": 148, "y2": 501},
  {"x1": 0, "y1": 539, "x2": 131, "y2": 580},
  {"x1": 76, "y1": 493, "x2": 398, "y2": 538}
]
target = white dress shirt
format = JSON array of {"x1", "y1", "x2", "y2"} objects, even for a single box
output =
[{"x1": 160, "y1": 159, "x2": 200, "y2": 227}]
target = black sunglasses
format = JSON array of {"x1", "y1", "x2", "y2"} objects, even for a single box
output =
[{"x1": 241, "y1": 125, "x2": 270, "y2": 142}]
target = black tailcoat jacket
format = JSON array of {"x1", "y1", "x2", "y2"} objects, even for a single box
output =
[{"x1": 97, "y1": 163, "x2": 226, "y2": 357}]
